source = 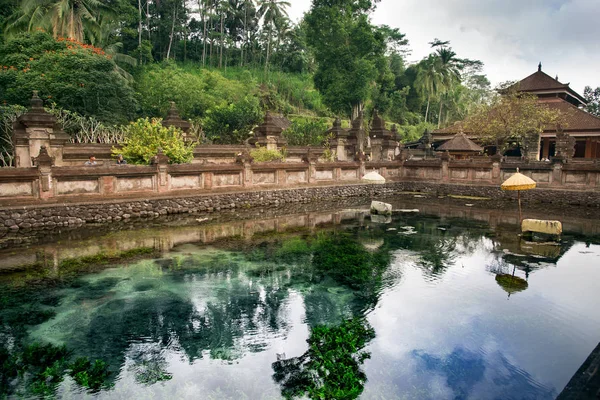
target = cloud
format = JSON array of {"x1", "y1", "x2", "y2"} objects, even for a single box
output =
[{"x1": 287, "y1": 0, "x2": 600, "y2": 93}]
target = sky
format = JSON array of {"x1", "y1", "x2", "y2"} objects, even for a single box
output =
[{"x1": 286, "y1": 0, "x2": 600, "y2": 94}]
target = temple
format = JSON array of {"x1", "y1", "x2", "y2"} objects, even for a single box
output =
[{"x1": 433, "y1": 63, "x2": 600, "y2": 159}]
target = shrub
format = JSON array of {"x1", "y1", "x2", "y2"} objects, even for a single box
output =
[
  {"x1": 0, "y1": 31, "x2": 137, "y2": 124},
  {"x1": 284, "y1": 117, "x2": 330, "y2": 146},
  {"x1": 135, "y1": 63, "x2": 250, "y2": 119},
  {"x1": 202, "y1": 97, "x2": 262, "y2": 144},
  {"x1": 250, "y1": 146, "x2": 285, "y2": 163},
  {"x1": 114, "y1": 118, "x2": 194, "y2": 164},
  {"x1": 0, "y1": 104, "x2": 26, "y2": 166}
]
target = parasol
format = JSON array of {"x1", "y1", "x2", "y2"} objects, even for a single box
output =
[{"x1": 501, "y1": 168, "x2": 536, "y2": 224}]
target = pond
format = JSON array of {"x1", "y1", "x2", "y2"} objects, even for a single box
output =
[{"x1": 1, "y1": 198, "x2": 599, "y2": 399}]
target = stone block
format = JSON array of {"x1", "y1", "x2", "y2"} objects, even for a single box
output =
[
  {"x1": 370, "y1": 201, "x2": 392, "y2": 216},
  {"x1": 521, "y1": 219, "x2": 562, "y2": 236}
]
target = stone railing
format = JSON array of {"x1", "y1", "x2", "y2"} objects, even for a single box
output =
[{"x1": 1, "y1": 149, "x2": 599, "y2": 205}]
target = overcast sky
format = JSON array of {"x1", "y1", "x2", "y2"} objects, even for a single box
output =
[{"x1": 287, "y1": 0, "x2": 600, "y2": 94}]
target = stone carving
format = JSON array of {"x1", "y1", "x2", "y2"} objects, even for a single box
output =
[
  {"x1": 12, "y1": 91, "x2": 69, "y2": 167},
  {"x1": 554, "y1": 128, "x2": 575, "y2": 161},
  {"x1": 31, "y1": 145, "x2": 55, "y2": 167},
  {"x1": 162, "y1": 102, "x2": 193, "y2": 141},
  {"x1": 248, "y1": 111, "x2": 287, "y2": 151},
  {"x1": 368, "y1": 110, "x2": 397, "y2": 161},
  {"x1": 152, "y1": 148, "x2": 170, "y2": 165}
]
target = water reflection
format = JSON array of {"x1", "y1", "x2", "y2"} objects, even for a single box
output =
[{"x1": 0, "y1": 203, "x2": 599, "y2": 399}]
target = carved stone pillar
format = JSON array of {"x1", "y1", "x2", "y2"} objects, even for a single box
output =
[
  {"x1": 32, "y1": 145, "x2": 55, "y2": 199},
  {"x1": 13, "y1": 91, "x2": 69, "y2": 167},
  {"x1": 347, "y1": 112, "x2": 365, "y2": 160},
  {"x1": 248, "y1": 111, "x2": 287, "y2": 151},
  {"x1": 553, "y1": 128, "x2": 575, "y2": 163},
  {"x1": 152, "y1": 148, "x2": 170, "y2": 192},
  {"x1": 161, "y1": 102, "x2": 193, "y2": 142},
  {"x1": 325, "y1": 118, "x2": 348, "y2": 161}
]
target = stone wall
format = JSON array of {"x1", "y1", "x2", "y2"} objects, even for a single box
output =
[{"x1": 1, "y1": 180, "x2": 600, "y2": 237}]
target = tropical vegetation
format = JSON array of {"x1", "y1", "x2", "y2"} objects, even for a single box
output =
[{"x1": 0, "y1": 0, "x2": 595, "y2": 165}]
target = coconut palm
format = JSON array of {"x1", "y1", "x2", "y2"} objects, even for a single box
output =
[
  {"x1": 415, "y1": 55, "x2": 441, "y2": 123},
  {"x1": 257, "y1": 0, "x2": 290, "y2": 74},
  {"x1": 5, "y1": 0, "x2": 110, "y2": 43},
  {"x1": 433, "y1": 47, "x2": 462, "y2": 128}
]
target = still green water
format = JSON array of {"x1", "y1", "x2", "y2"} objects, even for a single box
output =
[{"x1": 1, "y1": 203, "x2": 599, "y2": 399}]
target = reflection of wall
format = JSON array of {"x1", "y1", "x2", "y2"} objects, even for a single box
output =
[{"x1": 0, "y1": 209, "x2": 365, "y2": 271}]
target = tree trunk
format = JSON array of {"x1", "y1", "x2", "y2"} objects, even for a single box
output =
[
  {"x1": 138, "y1": 0, "x2": 142, "y2": 63},
  {"x1": 219, "y1": 12, "x2": 224, "y2": 68},
  {"x1": 425, "y1": 95, "x2": 430, "y2": 122},
  {"x1": 241, "y1": 2, "x2": 247, "y2": 67},
  {"x1": 166, "y1": 2, "x2": 177, "y2": 59},
  {"x1": 264, "y1": 27, "x2": 271, "y2": 76},
  {"x1": 438, "y1": 100, "x2": 443, "y2": 129},
  {"x1": 202, "y1": 0, "x2": 207, "y2": 66},
  {"x1": 147, "y1": 0, "x2": 151, "y2": 41}
]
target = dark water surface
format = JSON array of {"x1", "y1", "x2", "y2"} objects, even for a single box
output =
[{"x1": 1, "y1": 198, "x2": 599, "y2": 399}]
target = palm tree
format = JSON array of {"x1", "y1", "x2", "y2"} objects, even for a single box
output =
[
  {"x1": 216, "y1": 0, "x2": 233, "y2": 68},
  {"x1": 257, "y1": 0, "x2": 290, "y2": 75},
  {"x1": 6, "y1": 0, "x2": 110, "y2": 43},
  {"x1": 433, "y1": 47, "x2": 462, "y2": 128},
  {"x1": 415, "y1": 55, "x2": 440, "y2": 123}
]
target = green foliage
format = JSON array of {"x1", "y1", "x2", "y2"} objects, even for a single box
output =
[
  {"x1": 250, "y1": 145, "x2": 285, "y2": 162},
  {"x1": 312, "y1": 233, "x2": 387, "y2": 289},
  {"x1": 0, "y1": 103, "x2": 25, "y2": 166},
  {"x1": 70, "y1": 358, "x2": 111, "y2": 390},
  {"x1": 45, "y1": 104, "x2": 124, "y2": 143},
  {"x1": 135, "y1": 63, "x2": 250, "y2": 119},
  {"x1": 464, "y1": 89, "x2": 565, "y2": 155},
  {"x1": 584, "y1": 86, "x2": 600, "y2": 117},
  {"x1": 397, "y1": 121, "x2": 436, "y2": 143},
  {"x1": 306, "y1": 0, "x2": 386, "y2": 116},
  {"x1": 0, "y1": 342, "x2": 112, "y2": 397},
  {"x1": 202, "y1": 96, "x2": 262, "y2": 144},
  {"x1": 283, "y1": 116, "x2": 329, "y2": 146},
  {"x1": 272, "y1": 317, "x2": 376, "y2": 400},
  {"x1": 0, "y1": 31, "x2": 137, "y2": 123},
  {"x1": 115, "y1": 118, "x2": 194, "y2": 164}
]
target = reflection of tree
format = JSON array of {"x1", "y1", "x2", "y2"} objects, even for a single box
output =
[
  {"x1": 127, "y1": 343, "x2": 172, "y2": 385},
  {"x1": 272, "y1": 318, "x2": 375, "y2": 400}
]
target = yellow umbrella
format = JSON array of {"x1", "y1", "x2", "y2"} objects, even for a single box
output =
[{"x1": 501, "y1": 168, "x2": 536, "y2": 224}]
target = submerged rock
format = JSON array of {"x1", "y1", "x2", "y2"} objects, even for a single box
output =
[{"x1": 370, "y1": 201, "x2": 392, "y2": 216}]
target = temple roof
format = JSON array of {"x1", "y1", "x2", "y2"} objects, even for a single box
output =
[
  {"x1": 540, "y1": 98, "x2": 600, "y2": 132},
  {"x1": 509, "y1": 64, "x2": 587, "y2": 106},
  {"x1": 437, "y1": 133, "x2": 483, "y2": 152}
]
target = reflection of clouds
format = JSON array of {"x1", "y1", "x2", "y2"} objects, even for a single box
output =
[
  {"x1": 362, "y1": 243, "x2": 600, "y2": 399},
  {"x1": 412, "y1": 347, "x2": 556, "y2": 400}
]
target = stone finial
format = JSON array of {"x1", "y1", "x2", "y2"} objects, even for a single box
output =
[
  {"x1": 236, "y1": 149, "x2": 253, "y2": 164},
  {"x1": 538, "y1": 62, "x2": 542, "y2": 72},
  {"x1": 249, "y1": 111, "x2": 287, "y2": 148},
  {"x1": 16, "y1": 90, "x2": 56, "y2": 128},
  {"x1": 162, "y1": 101, "x2": 191, "y2": 134},
  {"x1": 31, "y1": 145, "x2": 55, "y2": 167},
  {"x1": 351, "y1": 111, "x2": 364, "y2": 130},
  {"x1": 30, "y1": 90, "x2": 44, "y2": 110},
  {"x1": 326, "y1": 117, "x2": 347, "y2": 139},
  {"x1": 371, "y1": 110, "x2": 384, "y2": 131},
  {"x1": 152, "y1": 147, "x2": 170, "y2": 165}
]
